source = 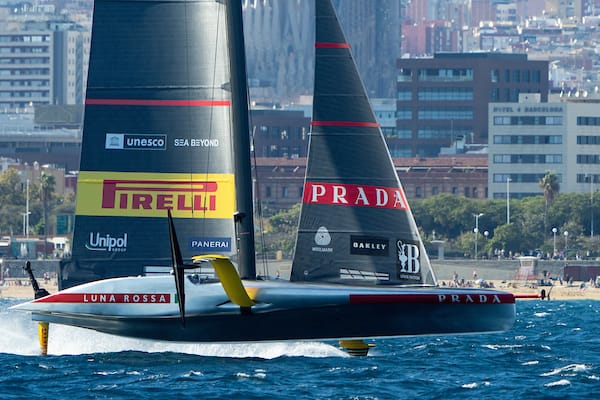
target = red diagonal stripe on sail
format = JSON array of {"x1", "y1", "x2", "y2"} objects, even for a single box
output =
[
  {"x1": 311, "y1": 121, "x2": 380, "y2": 127},
  {"x1": 85, "y1": 99, "x2": 231, "y2": 107},
  {"x1": 315, "y1": 42, "x2": 350, "y2": 48},
  {"x1": 349, "y1": 293, "x2": 515, "y2": 305}
]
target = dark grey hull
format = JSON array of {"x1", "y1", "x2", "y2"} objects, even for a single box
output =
[{"x1": 32, "y1": 302, "x2": 515, "y2": 342}]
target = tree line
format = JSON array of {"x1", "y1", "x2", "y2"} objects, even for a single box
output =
[
  {"x1": 0, "y1": 169, "x2": 74, "y2": 237},
  {"x1": 3, "y1": 167, "x2": 590, "y2": 260}
]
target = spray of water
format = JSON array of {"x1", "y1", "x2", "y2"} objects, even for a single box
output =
[{"x1": 1, "y1": 299, "x2": 346, "y2": 358}]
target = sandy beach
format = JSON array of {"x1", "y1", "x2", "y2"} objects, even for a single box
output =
[
  {"x1": 488, "y1": 280, "x2": 600, "y2": 301},
  {"x1": 2, "y1": 278, "x2": 599, "y2": 301}
]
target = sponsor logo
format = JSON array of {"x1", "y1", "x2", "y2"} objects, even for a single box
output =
[
  {"x1": 348, "y1": 293, "x2": 512, "y2": 304},
  {"x1": 190, "y1": 237, "x2": 232, "y2": 252},
  {"x1": 76, "y1": 172, "x2": 235, "y2": 218},
  {"x1": 340, "y1": 268, "x2": 389, "y2": 281},
  {"x1": 312, "y1": 226, "x2": 333, "y2": 253},
  {"x1": 84, "y1": 293, "x2": 170, "y2": 303},
  {"x1": 85, "y1": 232, "x2": 128, "y2": 252},
  {"x1": 350, "y1": 236, "x2": 389, "y2": 256},
  {"x1": 397, "y1": 239, "x2": 421, "y2": 280},
  {"x1": 101, "y1": 180, "x2": 218, "y2": 211},
  {"x1": 105, "y1": 133, "x2": 167, "y2": 150},
  {"x1": 303, "y1": 182, "x2": 408, "y2": 210},
  {"x1": 174, "y1": 138, "x2": 219, "y2": 147},
  {"x1": 437, "y1": 294, "x2": 504, "y2": 304},
  {"x1": 34, "y1": 293, "x2": 172, "y2": 304}
]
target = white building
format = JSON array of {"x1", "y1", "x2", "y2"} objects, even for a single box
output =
[
  {"x1": 0, "y1": 26, "x2": 89, "y2": 112},
  {"x1": 488, "y1": 93, "x2": 600, "y2": 199}
]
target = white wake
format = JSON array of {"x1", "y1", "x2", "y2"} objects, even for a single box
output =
[{"x1": 1, "y1": 300, "x2": 346, "y2": 358}]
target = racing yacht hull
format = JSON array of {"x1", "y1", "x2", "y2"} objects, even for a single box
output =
[{"x1": 13, "y1": 276, "x2": 516, "y2": 342}]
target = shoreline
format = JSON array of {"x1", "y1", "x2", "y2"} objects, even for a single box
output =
[{"x1": 2, "y1": 279, "x2": 598, "y2": 302}]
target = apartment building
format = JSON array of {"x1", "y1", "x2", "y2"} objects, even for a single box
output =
[
  {"x1": 488, "y1": 94, "x2": 600, "y2": 199},
  {"x1": 395, "y1": 52, "x2": 549, "y2": 157}
]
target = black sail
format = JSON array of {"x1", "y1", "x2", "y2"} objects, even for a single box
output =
[
  {"x1": 290, "y1": 0, "x2": 436, "y2": 286},
  {"x1": 60, "y1": 0, "x2": 254, "y2": 288}
]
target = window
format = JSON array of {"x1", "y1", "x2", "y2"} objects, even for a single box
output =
[
  {"x1": 396, "y1": 108, "x2": 412, "y2": 120},
  {"x1": 397, "y1": 88, "x2": 412, "y2": 101},
  {"x1": 493, "y1": 135, "x2": 562, "y2": 144},
  {"x1": 493, "y1": 116, "x2": 562, "y2": 126},
  {"x1": 513, "y1": 70, "x2": 520, "y2": 82},
  {"x1": 418, "y1": 68, "x2": 473, "y2": 81},
  {"x1": 494, "y1": 154, "x2": 562, "y2": 164},
  {"x1": 418, "y1": 107, "x2": 473, "y2": 120},
  {"x1": 490, "y1": 88, "x2": 500, "y2": 101},
  {"x1": 577, "y1": 117, "x2": 600, "y2": 126},
  {"x1": 491, "y1": 69, "x2": 499, "y2": 83},
  {"x1": 397, "y1": 68, "x2": 412, "y2": 82},
  {"x1": 418, "y1": 87, "x2": 473, "y2": 101},
  {"x1": 577, "y1": 154, "x2": 600, "y2": 164}
]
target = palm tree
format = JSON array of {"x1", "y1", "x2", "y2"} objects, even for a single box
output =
[{"x1": 539, "y1": 171, "x2": 560, "y2": 235}]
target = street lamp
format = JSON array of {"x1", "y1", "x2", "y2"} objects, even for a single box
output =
[
  {"x1": 21, "y1": 213, "x2": 27, "y2": 236},
  {"x1": 473, "y1": 213, "x2": 484, "y2": 259},
  {"x1": 564, "y1": 231, "x2": 569, "y2": 259},
  {"x1": 552, "y1": 227, "x2": 557, "y2": 258},
  {"x1": 483, "y1": 230, "x2": 489, "y2": 259},
  {"x1": 506, "y1": 177, "x2": 511, "y2": 224},
  {"x1": 591, "y1": 175, "x2": 594, "y2": 238},
  {"x1": 25, "y1": 179, "x2": 30, "y2": 238},
  {"x1": 587, "y1": 174, "x2": 594, "y2": 238}
]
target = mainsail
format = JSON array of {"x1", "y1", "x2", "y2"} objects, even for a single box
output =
[
  {"x1": 290, "y1": 1, "x2": 436, "y2": 286},
  {"x1": 61, "y1": 0, "x2": 255, "y2": 289}
]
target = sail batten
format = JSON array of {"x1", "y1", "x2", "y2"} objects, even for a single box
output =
[{"x1": 85, "y1": 99, "x2": 232, "y2": 107}]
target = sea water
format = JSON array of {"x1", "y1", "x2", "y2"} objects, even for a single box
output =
[{"x1": 1, "y1": 298, "x2": 599, "y2": 400}]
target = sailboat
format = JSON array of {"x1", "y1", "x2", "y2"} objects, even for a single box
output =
[{"x1": 12, "y1": 0, "x2": 515, "y2": 351}]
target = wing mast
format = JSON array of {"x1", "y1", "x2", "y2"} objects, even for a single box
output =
[{"x1": 225, "y1": 0, "x2": 256, "y2": 280}]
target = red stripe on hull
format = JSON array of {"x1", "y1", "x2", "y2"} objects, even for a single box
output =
[
  {"x1": 350, "y1": 293, "x2": 515, "y2": 305},
  {"x1": 315, "y1": 42, "x2": 350, "y2": 48},
  {"x1": 311, "y1": 121, "x2": 380, "y2": 128},
  {"x1": 34, "y1": 293, "x2": 172, "y2": 304},
  {"x1": 85, "y1": 99, "x2": 231, "y2": 107}
]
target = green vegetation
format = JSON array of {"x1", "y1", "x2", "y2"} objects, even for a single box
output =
[
  {"x1": 261, "y1": 191, "x2": 600, "y2": 260},
  {"x1": 0, "y1": 169, "x2": 75, "y2": 238},
  {"x1": 3, "y1": 167, "x2": 596, "y2": 260},
  {"x1": 411, "y1": 190, "x2": 597, "y2": 259}
]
